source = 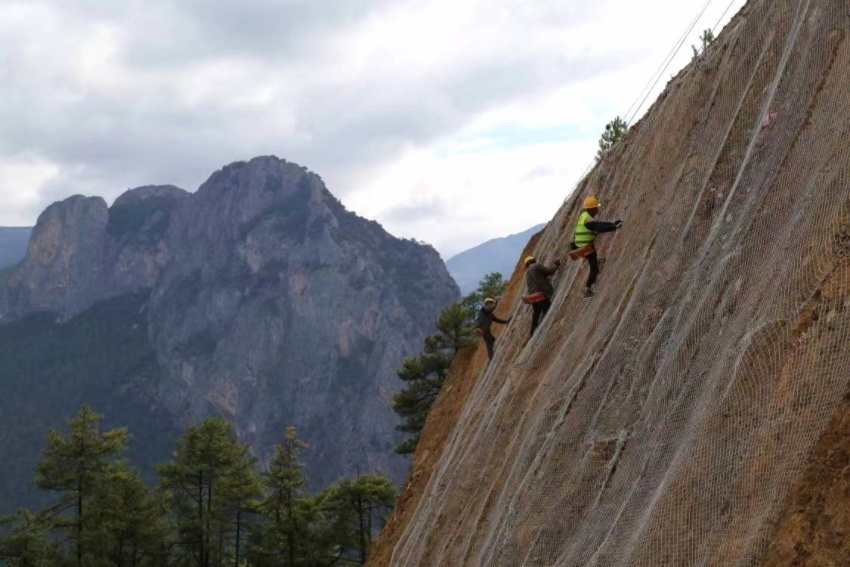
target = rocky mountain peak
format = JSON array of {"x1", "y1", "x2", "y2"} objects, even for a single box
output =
[
  {"x1": 0, "y1": 157, "x2": 460, "y2": 494},
  {"x1": 16, "y1": 195, "x2": 109, "y2": 314}
]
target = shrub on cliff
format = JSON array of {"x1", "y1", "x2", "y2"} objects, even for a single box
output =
[{"x1": 596, "y1": 117, "x2": 629, "y2": 162}]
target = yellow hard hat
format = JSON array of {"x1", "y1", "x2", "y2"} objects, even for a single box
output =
[
  {"x1": 583, "y1": 196, "x2": 601, "y2": 209},
  {"x1": 524, "y1": 256, "x2": 536, "y2": 266},
  {"x1": 483, "y1": 297, "x2": 496, "y2": 305}
]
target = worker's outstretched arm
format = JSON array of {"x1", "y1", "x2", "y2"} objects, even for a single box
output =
[
  {"x1": 493, "y1": 315, "x2": 511, "y2": 325},
  {"x1": 585, "y1": 219, "x2": 623, "y2": 233}
]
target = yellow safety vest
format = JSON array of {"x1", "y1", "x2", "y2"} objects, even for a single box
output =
[{"x1": 573, "y1": 211, "x2": 597, "y2": 246}]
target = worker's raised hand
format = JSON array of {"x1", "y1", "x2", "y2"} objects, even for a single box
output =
[
  {"x1": 614, "y1": 219, "x2": 624, "y2": 229},
  {"x1": 553, "y1": 258, "x2": 562, "y2": 267}
]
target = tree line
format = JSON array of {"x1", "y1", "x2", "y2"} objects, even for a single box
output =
[{"x1": 0, "y1": 406, "x2": 394, "y2": 566}]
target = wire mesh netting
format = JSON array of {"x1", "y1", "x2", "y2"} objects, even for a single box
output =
[{"x1": 389, "y1": 0, "x2": 850, "y2": 564}]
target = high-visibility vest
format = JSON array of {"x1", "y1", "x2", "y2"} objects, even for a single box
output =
[{"x1": 573, "y1": 211, "x2": 597, "y2": 246}]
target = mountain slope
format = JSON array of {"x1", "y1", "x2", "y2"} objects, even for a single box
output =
[
  {"x1": 0, "y1": 291, "x2": 174, "y2": 510},
  {"x1": 445, "y1": 224, "x2": 546, "y2": 294},
  {"x1": 0, "y1": 157, "x2": 459, "y2": 510},
  {"x1": 0, "y1": 227, "x2": 31, "y2": 269},
  {"x1": 373, "y1": 1, "x2": 850, "y2": 564}
]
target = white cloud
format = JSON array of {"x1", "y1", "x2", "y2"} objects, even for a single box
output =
[
  {"x1": 0, "y1": 157, "x2": 60, "y2": 223},
  {"x1": 0, "y1": 0, "x2": 746, "y2": 255}
]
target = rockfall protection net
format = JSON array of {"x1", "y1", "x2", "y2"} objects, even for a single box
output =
[{"x1": 390, "y1": 0, "x2": 850, "y2": 565}]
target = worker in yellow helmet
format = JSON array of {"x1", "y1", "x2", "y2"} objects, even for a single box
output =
[
  {"x1": 473, "y1": 297, "x2": 511, "y2": 360},
  {"x1": 570, "y1": 196, "x2": 622, "y2": 297},
  {"x1": 523, "y1": 255, "x2": 561, "y2": 336}
]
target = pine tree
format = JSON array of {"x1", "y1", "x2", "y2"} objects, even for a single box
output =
[
  {"x1": 0, "y1": 510, "x2": 62, "y2": 566},
  {"x1": 250, "y1": 426, "x2": 311, "y2": 566},
  {"x1": 35, "y1": 404, "x2": 129, "y2": 566},
  {"x1": 691, "y1": 28, "x2": 715, "y2": 62},
  {"x1": 85, "y1": 462, "x2": 169, "y2": 566},
  {"x1": 595, "y1": 116, "x2": 629, "y2": 162},
  {"x1": 157, "y1": 417, "x2": 261, "y2": 567},
  {"x1": 461, "y1": 272, "x2": 507, "y2": 322},
  {"x1": 331, "y1": 474, "x2": 395, "y2": 564},
  {"x1": 434, "y1": 303, "x2": 476, "y2": 354},
  {"x1": 391, "y1": 337, "x2": 453, "y2": 454}
]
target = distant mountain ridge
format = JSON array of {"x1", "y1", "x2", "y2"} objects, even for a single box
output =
[
  {"x1": 0, "y1": 156, "x2": 459, "y2": 510},
  {"x1": 0, "y1": 227, "x2": 31, "y2": 269},
  {"x1": 446, "y1": 223, "x2": 546, "y2": 293}
]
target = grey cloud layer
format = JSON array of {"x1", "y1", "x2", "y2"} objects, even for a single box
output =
[{"x1": 1, "y1": 0, "x2": 618, "y2": 225}]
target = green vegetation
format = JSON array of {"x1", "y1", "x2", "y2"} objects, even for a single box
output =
[
  {"x1": 0, "y1": 291, "x2": 175, "y2": 515},
  {"x1": 691, "y1": 28, "x2": 715, "y2": 62},
  {"x1": 0, "y1": 407, "x2": 395, "y2": 566},
  {"x1": 392, "y1": 273, "x2": 505, "y2": 454},
  {"x1": 461, "y1": 272, "x2": 506, "y2": 322},
  {"x1": 596, "y1": 117, "x2": 629, "y2": 162}
]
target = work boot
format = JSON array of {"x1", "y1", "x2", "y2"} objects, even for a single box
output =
[{"x1": 584, "y1": 287, "x2": 595, "y2": 298}]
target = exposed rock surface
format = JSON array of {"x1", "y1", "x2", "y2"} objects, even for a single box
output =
[
  {"x1": 373, "y1": 1, "x2": 850, "y2": 564},
  {"x1": 0, "y1": 157, "x2": 459, "y2": 501},
  {"x1": 0, "y1": 186, "x2": 188, "y2": 319}
]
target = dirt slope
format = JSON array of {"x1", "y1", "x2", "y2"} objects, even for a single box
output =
[
  {"x1": 374, "y1": 0, "x2": 850, "y2": 565},
  {"x1": 760, "y1": 395, "x2": 850, "y2": 565}
]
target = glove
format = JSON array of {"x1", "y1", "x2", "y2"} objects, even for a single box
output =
[
  {"x1": 553, "y1": 259, "x2": 562, "y2": 267},
  {"x1": 614, "y1": 219, "x2": 624, "y2": 229}
]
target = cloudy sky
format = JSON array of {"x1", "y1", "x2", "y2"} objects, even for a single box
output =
[{"x1": 0, "y1": 0, "x2": 744, "y2": 257}]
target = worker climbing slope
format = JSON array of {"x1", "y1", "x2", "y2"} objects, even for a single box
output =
[
  {"x1": 474, "y1": 298, "x2": 511, "y2": 360},
  {"x1": 570, "y1": 196, "x2": 623, "y2": 297},
  {"x1": 523, "y1": 256, "x2": 561, "y2": 336}
]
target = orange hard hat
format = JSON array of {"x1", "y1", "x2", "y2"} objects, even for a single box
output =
[{"x1": 583, "y1": 196, "x2": 601, "y2": 209}]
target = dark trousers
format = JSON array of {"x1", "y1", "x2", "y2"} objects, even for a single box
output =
[
  {"x1": 571, "y1": 243, "x2": 599, "y2": 288},
  {"x1": 530, "y1": 299, "x2": 551, "y2": 336},
  {"x1": 585, "y1": 252, "x2": 599, "y2": 288},
  {"x1": 482, "y1": 331, "x2": 496, "y2": 359}
]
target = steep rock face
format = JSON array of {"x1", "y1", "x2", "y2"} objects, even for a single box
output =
[
  {"x1": 13, "y1": 195, "x2": 109, "y2": 315},
  {"x1": 0, "y1": 186, "x2": 188, "y2": 320},
  {"x1": 0, "y1": 157, "x2": 459, "y2": 495},
  {"x1": 379, "y1": 0, "x2": 850, "y2": 564},
  {"x1": 147, "y1": 157, "x2": 458, "y2": 483},
  {"x1": 106, "y1": 185, "x2": 189, "y2": 291}
]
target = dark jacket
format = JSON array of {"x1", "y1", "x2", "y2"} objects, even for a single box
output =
[
  {"x1": 475, "y1": 307, "x2": 509, "y2": 333},
  {"x1": 584, "y1": 217, "x2": 619, "y2": 234},
  {"x1": 525, "y1": 262, "x2": 558, "y2": 297}
]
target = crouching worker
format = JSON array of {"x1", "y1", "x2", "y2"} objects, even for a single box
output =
[
  {"x1": 569, "y1": 196, "x2": 623, "y2": 297},
  {"x1": 522, "y1": 256, "x2": 561, "y2": 336},
  {"x1": 474, "y1": 298, "x2": 511, "y2": 360}
]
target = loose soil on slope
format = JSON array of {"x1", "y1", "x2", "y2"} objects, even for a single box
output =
[{"x1": 759, "y1": 393, "x2": 850, "y2": 566}]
